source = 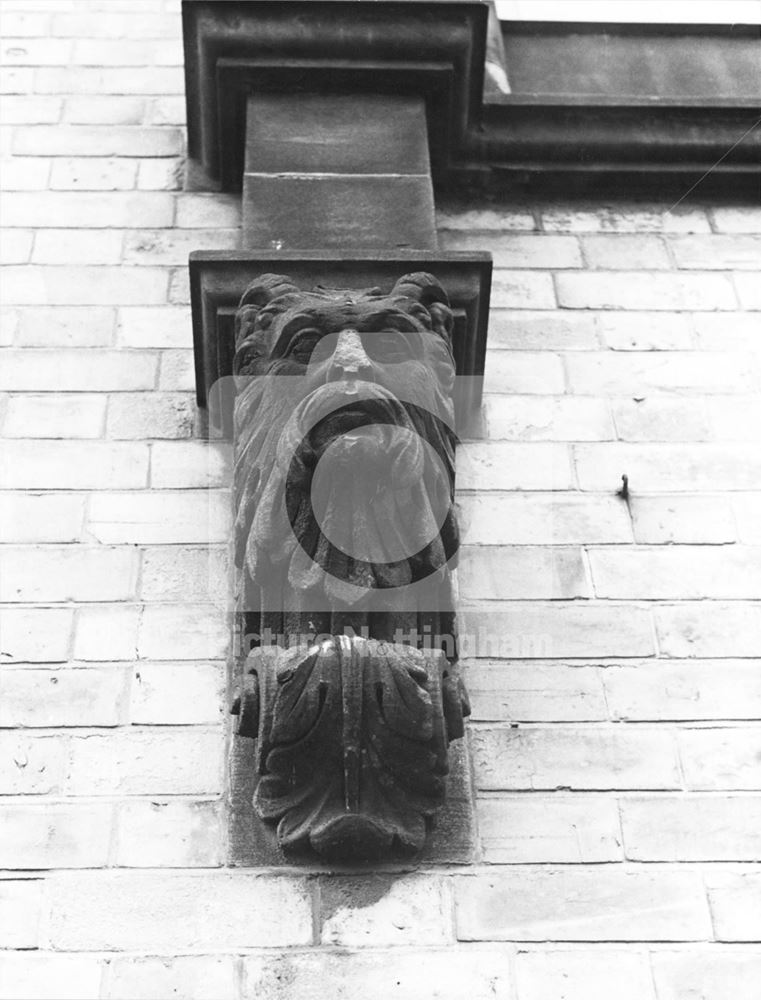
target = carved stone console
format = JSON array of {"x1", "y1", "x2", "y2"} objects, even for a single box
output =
[{"x1": 182, "y1": 0, "x2": 492, "y2": 861}]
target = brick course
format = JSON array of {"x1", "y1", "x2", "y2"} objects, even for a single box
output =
[{"x1": 1, "y1": 4, "x2": 759, "y2": 997}]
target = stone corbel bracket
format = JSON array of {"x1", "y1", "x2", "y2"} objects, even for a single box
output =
[
  {"x1": 182, "y1": 0, "x2": 488, "y2": 190},
  {"x1": 182, "y1": 0, "x2": 493, "y2": 861}
]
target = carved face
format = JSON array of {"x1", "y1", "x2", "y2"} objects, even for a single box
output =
[{"x1": 233, "y1": 272, "x2": 459, "y2": 606}]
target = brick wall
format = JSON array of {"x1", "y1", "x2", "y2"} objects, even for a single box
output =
[{"x1": 1, "y1": 2, "x2": 760, "y2": 997}]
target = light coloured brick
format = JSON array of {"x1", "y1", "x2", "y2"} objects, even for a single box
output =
[
  {"x1": 137, "y1": 604, "x2": 229, "y2": 660},
  {"x1": 439, "y1": 231, "x2": 581, "y2": 268},
  {"x1": 0, "y1": 95, "x2": 63, "y2": 125},
  {"x1": 459, "y1": 493, "x2": 633, "y2": 545},
  {"x1": 0, "y1": 666, "x2": 128, "y2": 727},
  {"x1": 148, "y1": 96, "x2": 186, "y2": 126},
  {"x1": 651, "y1": 948, "x2": 761, "y2": 1000},
  {"x1": 486, "y1": 309, "x2": 599, "y2": 350},
  {"x1": 671, "y1": 234, "x2": 761, "y2": 269},
  {"x1": 116, "y1": 306, "x2": 190, "y2": 348},
  {"x1": 556, "y1": 272, "x2": 736, "y2": 311},
  {"x1": 455, "y1": 867, "x2": 711, "y2": 941},
  {"x1": 0, "y1": 606, "x2": 72, "y2": 662},
  {"x1": 0, "y1": 306, "x2": 17, "y2": 344},
  {"x1": 0, "y1": 953, "x2": 103, "y2": 1000},
  {"x1": 709, "y1": 397, "x2": 761, "y2": 441},
  {"x1": 175, "y1": 193, "x2": 241, "y2": 228},
  {"x1": 471, "y1": 725, "x2": 679, "y2": 790},
  {"x1": 575, "y1": 443, "x2": 761, "y2": 492},
  {"x1": 0, "y1": 13, "x2": 52, "y2": 36},
  {"x1": 0, "y1": 191, "x2": 174, "y2": 227},
  {"x1": 692, "y1": 312, "x2": 761, "y2": 353},
  {"x1": 459, "y1": 545, "x2": 589, "y2": 600},
  {"x1": 711, "y1": 206, "x2": 761, "y2": 233},
  {"x1": 115, "y1": 800, "x2": 223, "y2": 867},
  {"x1": 457, "y1": 442, "x2": 573, "y2": 490},
  {"x1": 734, "y1": 273, "x2": 761, "y2": 310},
  {"x1": 582, "y1": 233, "x2": 671, "y2": 269},
  {"x1": 464, "y1": 661, "x2": 607, "y2": 722},
  {"x1": 0, "y1": 350, "x2": 156, "y2": 391},
  {"x1": 107, "y1": 956, "x2": 236, "y2": 1000},
  {"x1": 72, "y1": 38, "x2": 183, "y2": 66},
  {"x1": 1, "y1": 266, "x2": 168, "y2": 306},
  {"x1": 597, "y1": 311, "x2": 694, "y2": 350},
  {"x1": 107, "y1": 392, "x2": 194, "y2": 438},
  {"x1": 489, "y1": 309, "x2": 600, "y2": 360},
  {"x1": 542, "y1": 205, "x2": 710, "y2": 234},
  {"x1": 612, "y1": 398, "x2": 709, "y2": 442},
  {"x1": 167, "y1": 266, "x2": 190, "y2": 303},
  {"x1": 630, "y1": 495, "x2": 735, "y2": 544},
  {"x1": 515, "y1": 949, "x2": 655, "y2": 1000},
  {"x1": 484, "y1": 395, "x2": 613, "y2": 440},
  {"x1": 52, "y1": 12, "x2": 181, "y2": 38},
  {"x1": 87, "y1": 490, "x2": 231, "y2": 544},
  {"x1": 63, "y1": 96, "x2": 145, "y2": 125},
  {"x1": 0, "y1": 492, "x2": 85, "y2": 542},
  {"x1": 4, "y1": 394, "x2": 106, "y2": 438},
  {"x1": 491, "y1": 270, "x2": 556, "y2": 309},
  {"x1": 320, "y1": 876, "x2": 451, "y2": 946},
  {"x1": 140, "y1": 547, "x2": 228, "y2": 603},
  {"x1": 0, "y1": 37, "x2": 72, "y2": 65},
  {"x1": 0, "y1": 802, "x2": 113, "y2": 869},
  {"x1": 0, "y1": 228, "x2": 32, "y2": 264},
  {"x1": 37, "y1": 66, "x2": 186, "y2": 97},
  {"x1": 159, "y1": 348, "x2": 195, "y2": 389},
  {"x1": 0, "y1": 440, "x2": 148, "y2": 488},
  {"x1": 136, "y1": 156, "x2": 183, "y2": 190},
  {"x1": 15, "y1": 306, "x2": 114, "y2": 346},
  {"x1": 73, "y1": 605, "x2": 140, "y2": 661},
  {"x1": 32, "y1": 228, "x2": 123, "y2": 264},
  {"x1": 679, "y1": 727, "x2": 761, "y2": 790},
  {"x1": 150, "y1": 440, "x2": 232, "y2": 489},
  {"x1": 458, "y1": 603, "x2": 654, "y2": 658},
  {"x1": 47, "y1": 871, "x2": 312, "y2": 949},
  {"x1": 436, "y1": 203, "x2": 536, "y2": 230},
  {"x1": 567, "y1": 352, "x2": 755, "y2": 394},
  {"x1": 130, "y1": 662, "x2": 224, "y2": 725},
  {"x1": 0, "y1": 879, "x2": 44, "y2": 948},
  {"x1": 734, "y1": 494, "x2": 761, "y2": 544},
  {"x1": 0, "y1": 66, "x2": 35, "y2": 94},
  {"x1": 123, "y1": 227, "x2": 239, "y2": 265},
  {"x1": 49, "y1": 157, "x2": 137, "y2": 190},
  {"x1": 589, "y1": 546, "x2": 761, "y2": 599},
  {"x1": 483, "y1": 352, "x2": 565, "y2": 394},
  {"x1": 1, "y1": 545, "x2": 138, "y2": 602},
  {"x1": 15, "y1": 125, "x2": 182, "y2": 157},
  {"x1": 603, "y1": 660, "x2": 761, "y2": 721},
  {"x1": 244, "y1": 948, "x2": 513, "y2": 1000},
  {"x1": 0, "y1": 732, "x2": 66, "y2": 793},
  {"x1": 621, "y1": 795, "x2": 761, "y2": 861},
  {"x1": 0, "y1": 156, "x2": 50, "y2": 190},
  {"x1": 479, "y1": 795, "x2": 622, "y2": 863},
  {"x1": 656, "y1": 602, "x2": 761, "y2": 657},
  {"x1": 64, "y1": 729, "x2": 224, "y2": 795},
  {"x1": 705, "y1": 872, "x2": 761, "y2": 941}
]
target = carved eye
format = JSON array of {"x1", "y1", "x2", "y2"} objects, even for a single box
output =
[
  {"x1": 363, "y1": 329, "x2": 415, "y2": 363},
  {"x1": 285, "y1": 329, "x2": 322, "y2": 364}
]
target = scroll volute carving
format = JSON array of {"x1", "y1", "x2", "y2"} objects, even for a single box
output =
[{"x1": 230, "y1": 271, "x2": 469, "y2": 860}]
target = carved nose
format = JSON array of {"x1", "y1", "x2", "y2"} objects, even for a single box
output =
[{"x1": 327, "y1": 329, "x2": 373, "y2": 382}]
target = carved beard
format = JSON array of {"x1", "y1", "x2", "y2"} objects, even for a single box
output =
[{"x1": 234, "y1": 376, "x2": 458, "y2": 607}]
